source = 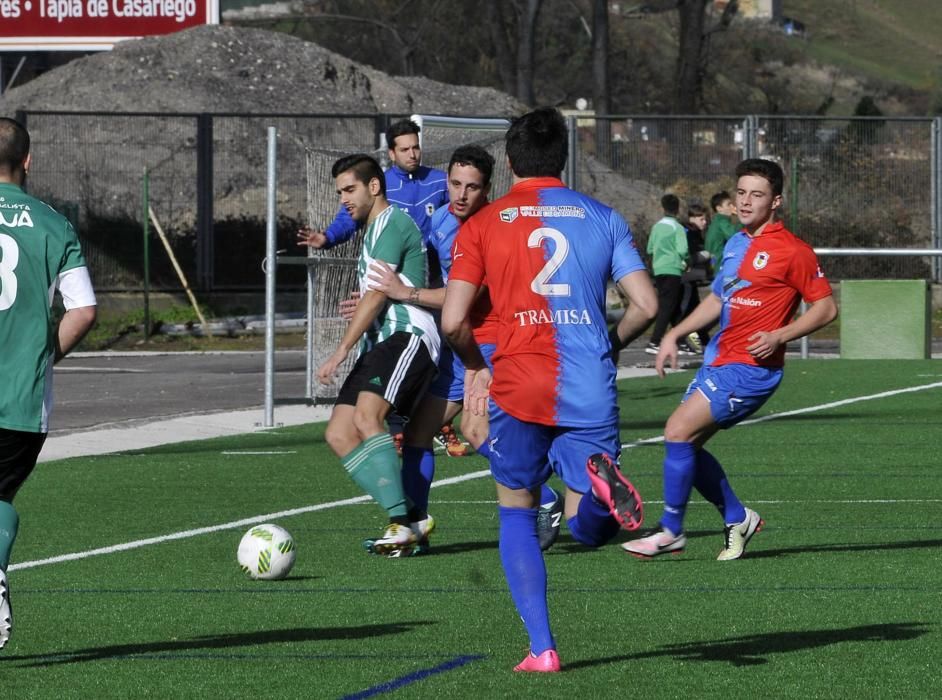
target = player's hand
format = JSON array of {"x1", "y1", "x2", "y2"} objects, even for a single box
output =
[
  {"x1": 297, "y1": 226, "x2": 328, "y2": 249},
  {"x1": 746, "y1": 330, "x2": 782, "y2": 360},
  {"x1": 367, "y1": 260, "x2": 408, "y2": 301},
  {"x1": 338, "y1": 291, "x2": 360, "y2": 321},
  {"x1": 317, "y1": 348, "x2": 348, "y2": 385},
  {"x1": 655, "y1": 337, "x2": 679, "y2": 379},
  {"x1": 464, "y1": 367, "x2": 492, "y2": 417}
]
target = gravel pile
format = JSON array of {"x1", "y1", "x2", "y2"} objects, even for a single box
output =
[{"x1": 0, "y1": 24, "x2": 524, "y2": 115}]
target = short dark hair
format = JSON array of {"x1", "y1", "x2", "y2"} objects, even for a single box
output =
[
  {"x1": 661, "y1": 193, "x2": 680, "y2": 215},
  {"x1": 688, "y1": 203, "x2": 708, "y2": 219},
  {"x1": 0, "y1": 117, "x2": 30, "y2": 174},
  {"x1": 709, "y1": 191, "x2": 731, "y2": 212},
  {"x1": 331, "y1": 154, "x2": 385, "y2": 196},
  {"x1": 735, "y1": 158, "x2": 784, "y2": 197},
  {"x1": 448, "y1": 145, "x2": 495, "y2": 186},
  {"x1": 386, "y1": 119, "x2": 421, "y2": 150},
  {"x1": 505, "y1": 107, "x2": 567, "y2": 178}
]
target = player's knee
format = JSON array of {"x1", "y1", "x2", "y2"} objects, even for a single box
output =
[
  {"x1": 324, "y1": 421, "x2": 354, "y2": 455},
  {"x1": 352, "y1": 408, "x2": 384, "y2": 441}
]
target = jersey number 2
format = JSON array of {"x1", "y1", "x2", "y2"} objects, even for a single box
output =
[
  {"x1": 528, "y1": 227, "x2": 570, "y2": 297},
  {"x1": 0, "y1": 233, "x2": 19, "y2": 311}
]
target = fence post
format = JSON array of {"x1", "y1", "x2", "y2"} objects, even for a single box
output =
[
  {"x1": 565, "y1": 115, "x2": 578, "y2": 189},
  {"x1": 263, "y1": 126, "x2": 278, "y2": 428},
  {"x1": 932, "y1": 117, "x2": 942, "y2": 283},
  {"x1": 142, "y1": 168, "x2": 151, "y2": 341},
  {"x1": 196, "y1": 113, "x2": 214, "y2": 291}
]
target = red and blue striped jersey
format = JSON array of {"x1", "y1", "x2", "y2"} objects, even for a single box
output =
[
  {"x1": 706, "y1": 221, "x2": 832, "y2": 368},
  {"x1": 450, "y1": 177, "x2": 645, "y2": 427}
]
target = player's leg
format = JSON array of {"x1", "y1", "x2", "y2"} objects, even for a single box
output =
[
  {"x1": 402, "y1": 394, "x2": 462, "y2": 519},
  {"x1": 0, "y1": 428, "x2": 46, "y2": 649},
  {"x1": 488, "y1": 403, "x2": 559, "y2": 672},
  {"x1": 548, "y1": 423, "x2": 639, "y2": 548}
]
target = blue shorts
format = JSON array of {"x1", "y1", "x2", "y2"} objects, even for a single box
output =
[
  {"x1": 683, "y1": 363, "x2": 783, "y2": 428},
  {"x1": 487, "y1": 401, "x2": 620, "y2": 492},
  {"x1": 428, "y1": 342, "x2": 496, "y2": 403}
]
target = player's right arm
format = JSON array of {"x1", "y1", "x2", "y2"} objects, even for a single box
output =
[
  {"x1": 657, "y1": 293, "x2": 723, "y2": 377},
  {"x1": 367, "y1": 260, "x2": 446, "y2": 309},
  {"x1": 317, "y1": 290, "x2": 387, "y2": 384},
  {"x1": 297, "y1": 206, "x2": 358, "y2": 249}
]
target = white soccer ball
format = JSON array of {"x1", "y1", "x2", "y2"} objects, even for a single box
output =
[{"x1": 237, "y1": 523, "x2": 297, "y2": 580}]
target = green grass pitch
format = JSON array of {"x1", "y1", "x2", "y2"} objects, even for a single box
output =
[{"x1": 3, "y1": 360, "x2": 941, "y2": 697}]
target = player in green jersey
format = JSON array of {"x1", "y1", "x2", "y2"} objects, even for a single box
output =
[
  {"x1": 0, "y1": 117, "x2": 97, "y2": 649},
  {"x1": 315, "y1": 154, "x2": 440, "y2": 555}
]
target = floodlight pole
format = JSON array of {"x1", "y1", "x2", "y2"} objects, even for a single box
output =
[{"x1": 263, "y1": 127, "x2": 278, "y2": 428}]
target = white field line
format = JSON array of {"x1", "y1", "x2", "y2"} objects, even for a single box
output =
[{"x1": 12, "y1": 380, "x2": 942, "y2": 572}]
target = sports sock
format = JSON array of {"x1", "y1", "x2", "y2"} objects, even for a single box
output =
[
  {"x1": 567, "y1": 491, "x2": 620, "y2": 547},
  {"x1": 693, "y1": 448, "x2": 746, "y2": 525},
  {"x1": 341, "y1": 433, "x2": 408, "y2": 519},
  {"x1": 401, "y1": 446, "x2": 435, "y2": 514},
  {"x1": 539, "y1": 483, "x2": 556, "y2": 507},
  {"x1": 475, "y1": 439, "x2": 491, "y2": 460},
  {"x1": 498, "y1": 506, "x2": 555, "y2": 655},
  {"x1": 661, "y1": 441, "x2": 697, "y2": 535},
  {"x1": 0, "y1": 500, "x2": 19, "y2": 571}
]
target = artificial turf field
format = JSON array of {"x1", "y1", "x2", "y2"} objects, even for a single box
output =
[{"x1": 2, "y1": 359, "x2": 941, "y2": 698}]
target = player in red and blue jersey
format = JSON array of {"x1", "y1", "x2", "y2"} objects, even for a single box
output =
[
  {"x1": 624, "y1": 158, "x2": 837, "y2": 561},
  {"x1": 442, "y1": 108, "x2": 658, "y2": 672}
]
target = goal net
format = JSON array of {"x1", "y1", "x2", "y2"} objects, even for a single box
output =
[{"x1": 303, "y1": 115, "x2": 510, "y2": 401}]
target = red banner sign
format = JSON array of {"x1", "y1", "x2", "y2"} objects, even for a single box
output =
[{"x1": 0, "y1": 0, "x2": 219, "y2": 50}]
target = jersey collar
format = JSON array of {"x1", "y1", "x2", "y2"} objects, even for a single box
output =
[
  {"x1": 748, "y1": 220, "x2": 785, "y2": 238},
  {"x1": 510, "y1": 177, "x2": 566, "y2": 192}
]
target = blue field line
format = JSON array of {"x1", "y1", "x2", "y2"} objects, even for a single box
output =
[{"x1": 339, "y1": 654, "x2": 485, "y2": 700}]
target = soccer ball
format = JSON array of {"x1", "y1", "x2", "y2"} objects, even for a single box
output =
[{"x1": 237, "y1": 524, "x2": 297, "y2": 580}]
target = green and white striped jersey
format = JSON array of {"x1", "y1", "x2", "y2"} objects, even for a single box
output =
[
  {"x1": 0, "y1": 183, "x2": 89, "y2": 433},
  {"x1": 357, "y1": 205, "x2": 440, "y2": 362}
]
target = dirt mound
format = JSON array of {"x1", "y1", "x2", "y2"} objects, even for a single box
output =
[{"x1": 0, "y1": 24, "x2": 526, "y2": 116}]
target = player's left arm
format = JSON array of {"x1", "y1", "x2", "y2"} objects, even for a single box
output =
[
  {"x1": 55, "y1": 266, "x2": 97, "y2": 363},
  {"x1": 746, "y1": 248, "x2": 838, "y2": 360}
]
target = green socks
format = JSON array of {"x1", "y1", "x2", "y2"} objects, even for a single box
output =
[
  {"x1": 0, "y1": 500, "x2": 19, "y2": 571},
  {"x1": 341, "y1": 433, "x2": 408, "y2": 519}
]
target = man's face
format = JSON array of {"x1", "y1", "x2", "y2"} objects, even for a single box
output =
[
  {"x1": 735, "y1": 175, "x2": 781, "y2": 231},
  {"x1": 388, "y1": 133, "x2": 421, "y2": 173},
  {"x1": 335, "y1": 170, "x2": 378, "y2": 223},
  {"x1": 448, "y1": 163, "x2": 489, "y2": 221},
  {"x1": 717, "y1": 198, "x2": 736, "y2": 217}
]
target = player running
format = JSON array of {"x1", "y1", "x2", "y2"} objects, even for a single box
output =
[
  {"x1": 442, "y1": 108, "x2": 658, "y2": 672},
  {"x1": 623, "y1": 158, "x2": 837, "y2": 560}
]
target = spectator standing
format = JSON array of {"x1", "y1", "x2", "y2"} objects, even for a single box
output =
[{"x1": 646, "y1": 194, "x2": 694, "y2": 355}]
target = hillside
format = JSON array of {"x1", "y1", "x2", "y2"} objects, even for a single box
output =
[{"x1": 783, "y1": 0, "x2": 942, "y2": 93}]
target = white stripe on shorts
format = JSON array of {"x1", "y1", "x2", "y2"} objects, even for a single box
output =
[{"x1": 385, "y1": 333, "x2": 422, "y2": 406}]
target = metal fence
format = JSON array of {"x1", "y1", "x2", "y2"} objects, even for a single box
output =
[{"x1": 18, "y1": 110, "x2": 942, "y2": 292}]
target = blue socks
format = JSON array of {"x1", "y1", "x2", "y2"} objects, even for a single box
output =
[
  {"x1": 498, "y1": 506, "x2": 554, "y2": 655},
  {"x1": 567, "y1": 491, "x2": 620, "y2": 547},
  {"x1": 693, "y1": 448, "x2": 746, "y2": 525},
  {"x1": 401, "y1": 446, "x2": 435, "y2": 513},
  {"x1": 661, "y1": 441, "x2": 697, "y2": 535}
]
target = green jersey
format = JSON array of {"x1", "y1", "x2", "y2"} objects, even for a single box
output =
[
  {"x1": 646, "y1": 215, "x2": 688, "y2": 276},
  {"x1": 0, "y1": 183, "x2": 88, "y2": 433},
  {"x1": 357, "y1": 205, "x2": 440, "y2": 362},
  {"x1": 705, "y1": 213, "x2": 738, "y2": 265}
]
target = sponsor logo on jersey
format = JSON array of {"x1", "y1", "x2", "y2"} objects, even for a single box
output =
[
  {"x1": 730, "y1": 296, "x2": 762, "y2": 307},
  {"x1": 520, "y1": 205, "x2": 586, "y2": 219},
  {"x1": 0, "y1": 210, "x2": 33, "y2": 228},
  {"x1": 815, "y1": 265, "x2": 825, "y2": 278},
  {"x1": 752, "y1": 251, "x2": 770, "y2": 269},
  {"x1": 514, "y1": 308, "x2": 593, "y2": 326},
  {"x1": 500, "y1": 207, "x2": 519, "y2": 223}
]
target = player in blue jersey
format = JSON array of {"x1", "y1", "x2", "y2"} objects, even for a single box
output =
[
  {"x1": 442, "y1": 108, "x2": 659, "y2": 672},
  {"x1": 365, "y1": 145, "x2": 564, "y2": 556},
  {"x1": 298, "y1": 119, "x2": 448, "y2": 250}
]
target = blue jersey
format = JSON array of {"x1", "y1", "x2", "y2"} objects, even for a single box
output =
[
  {"x1": 427, "y1": 205, "x2": 460, "y2": 283},
  {"x1": 325, "y1": 164, "x2": 448, "y2": 246}
]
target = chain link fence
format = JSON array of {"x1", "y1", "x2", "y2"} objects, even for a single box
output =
[{"x1": 19, "y1": 110, "x2": 942, "y2": 292}]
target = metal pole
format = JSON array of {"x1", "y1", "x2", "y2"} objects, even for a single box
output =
[
  {"x1": 932, "y1": 117, "x2": 942, "y2": 283},
  {"x1": 305, "y1": 253, "x2": 315, "y2": 401},
  {"x1": 142, "y1": 168, "x2": 151, "y2": 341},
  {"x1": 565, "y1": 115, "x2": 578, "y2": 189},
  {"x1": 263, "y1": 127, "x2": 277, "y2": 428}
]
